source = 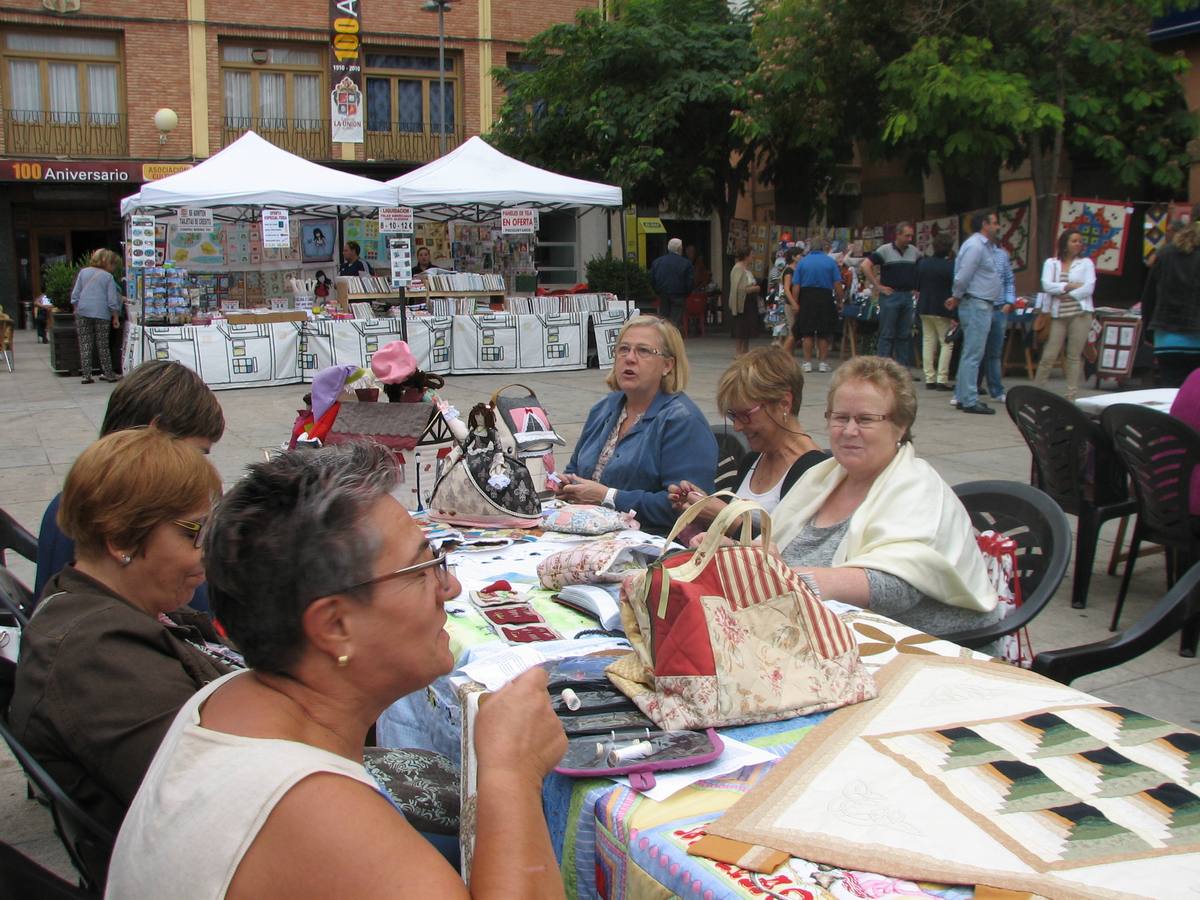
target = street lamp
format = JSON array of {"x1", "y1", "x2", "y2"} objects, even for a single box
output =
[{"x1": 421, "y1": 0, "x2": 451, "y2": 156}]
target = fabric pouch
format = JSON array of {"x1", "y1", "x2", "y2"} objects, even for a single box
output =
[
  {"x1": 536, "y1": 539, "x2": 662, "y2": 591},
  {"x1": 541, "y1": 503, "x2": 638, "y2": 535}
]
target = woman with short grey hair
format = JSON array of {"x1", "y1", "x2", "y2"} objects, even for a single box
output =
[{"x1": 107, "y1": 443, "x2": 568, "y2": 899}]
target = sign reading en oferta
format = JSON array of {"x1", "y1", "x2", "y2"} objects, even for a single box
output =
[
  {"x1": 501, "y1": 208, "x2": 539, "y2": 234},
  {"x1": 378, "y1": 207, "x2": 414, "y2": 233},
  {"x1": 329, "y1": 0, "x2": 364, "y2": 143},
  {"x1": 176, "y1": 208, "x2": 214, "y2": 233}
]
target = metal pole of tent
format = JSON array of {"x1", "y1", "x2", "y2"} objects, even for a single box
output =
[{"x1": 618, "y1": 208, "x2": 629, "y2": 318}]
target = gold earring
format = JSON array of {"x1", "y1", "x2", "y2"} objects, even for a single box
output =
[{"x1": 336, "y1": 654, "x2": 350, "y2": 668}]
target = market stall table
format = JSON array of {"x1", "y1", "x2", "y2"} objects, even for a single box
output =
[
  {"x1": 375, "y1": 525, "x2": 1029, "y2": 899},
  {"x1": 1075, "y1": 388, "x2": 1179, "y2": 418}
]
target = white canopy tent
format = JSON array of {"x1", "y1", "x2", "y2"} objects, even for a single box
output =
[
  {"x1": 119, "y1": 131, "x2": 397, "y2": 218},
  {"x1": 387, "y1": 136, "x2": 623, "y2": 222}
]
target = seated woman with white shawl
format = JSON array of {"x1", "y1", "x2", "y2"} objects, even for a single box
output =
[{"x1": 771, "y1": 356, "x2": 1003, "y2": 638}]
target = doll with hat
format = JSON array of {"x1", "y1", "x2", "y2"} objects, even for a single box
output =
[{"x1": 371, "y1": 340, "x2": 446, "y2": 404}]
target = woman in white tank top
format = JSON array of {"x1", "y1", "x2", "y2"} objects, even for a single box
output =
[{"x1": 107, "y1": 443, "x2": 567, "y2": 899}]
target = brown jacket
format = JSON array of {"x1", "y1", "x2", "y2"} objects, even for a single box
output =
[{"x1": 8, "y1": 567, "x2": 232, "y2": 833}]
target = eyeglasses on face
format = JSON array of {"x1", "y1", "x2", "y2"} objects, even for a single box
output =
[
  {"x1": 615, "y1": 343, "x2": 670, "y2": 361},
  {"x1": 724, "y1": 403, "x2": 764, "y2": 425},
  {"x1": 825, "y1": 412, "x2": 891, "y2": 429},
  {"x1": 173, "y1": 518, "x2": 208, "y2": 549},
  {"x1": 336, "y1": 547, "x2": 456, "y2": 595}
]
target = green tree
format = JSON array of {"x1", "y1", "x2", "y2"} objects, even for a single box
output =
[
  {"x1": 490, "y1": 0, "x2": 756, "y2": 262},
  {"x1": 742, "y1": 0, "x2": 1197, "y2": 258}
]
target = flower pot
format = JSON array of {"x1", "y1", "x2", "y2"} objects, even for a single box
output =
[{"x1": 354, "y1": 388, "x2": 380, "y2": 402}]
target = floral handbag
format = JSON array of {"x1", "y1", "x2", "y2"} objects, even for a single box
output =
[
  {"x1": 427, "y1": 403, "x2": 542, "y2": 529},
  {"x1": 606, "y1": 496, "x2": 876, "y2": 730}
]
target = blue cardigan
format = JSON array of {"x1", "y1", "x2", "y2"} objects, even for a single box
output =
[{"x1": 565, "y1": 391, "x2": 717, "y2": 532}]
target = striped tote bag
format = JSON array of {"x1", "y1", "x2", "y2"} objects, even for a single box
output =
[{"x1": 606, "y1": 496, "x2": 877, "y2": 730}]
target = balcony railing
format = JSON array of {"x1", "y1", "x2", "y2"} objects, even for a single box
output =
[
  {"x1": 3, "y1": 109, "x2": 128, "y2": 158},
  {"x1": 365, "y1": 122, "x2": 464, "y2": 164},
  {"x1": 222, "y1": 116, "x2": 332, "y2": 159}
]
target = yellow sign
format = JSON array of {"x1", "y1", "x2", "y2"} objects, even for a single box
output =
[
  {"x1": 142, "y1": 163, "x2": 193, "y2": 181},
  {"x1": 638, "y1": 217, "x2": 666, "y2": 234}
]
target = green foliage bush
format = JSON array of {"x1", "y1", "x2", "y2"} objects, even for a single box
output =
[
  {"x1": 42, "y1": 256, "x2": 86, "y2": 313},
  {"x1": 586, "y1": 256, "x2": 655, "y2": 306}
]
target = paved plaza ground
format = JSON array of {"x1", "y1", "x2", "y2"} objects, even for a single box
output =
[{"x1": 1, "y1": 323, "x2": 1196, "y2": 881}]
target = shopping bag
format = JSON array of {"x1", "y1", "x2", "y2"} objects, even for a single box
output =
[{"x1": 605, "y1": 496, "x2": 876, "y2": 730}]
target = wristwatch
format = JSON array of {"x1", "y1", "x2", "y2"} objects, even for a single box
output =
[{"x1": 602, "y1": 487, "x2": 617, "y2": 509}]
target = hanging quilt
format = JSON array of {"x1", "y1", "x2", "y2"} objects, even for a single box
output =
[
  {"x1": 960, "y1": 201, "x2": 1031, "y2": 272},
  {"x1": 705, "y1": 655, "x2": 1200, "y2": 900},
  {"x1": 1142, "y1": 202, "x2": 1192, "y2": 264},
  {"x1": 916, "y1": 217, "x2": 959, "y2": 256},
  {"x1": 1057, "y1": 197, "x2": 1133, "y2": 276}
]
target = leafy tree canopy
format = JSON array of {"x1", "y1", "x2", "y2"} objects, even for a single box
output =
[
  {"x1": 742, "y1": 0, "x2": 1197, "y2": 249},
  {"x1": 490, "y1": 0, "x2": 755, "y2": 231}
]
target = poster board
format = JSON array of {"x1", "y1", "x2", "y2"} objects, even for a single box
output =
[{"x1": 1094, "y1": 315, "x2": 1142, "y2": 380}]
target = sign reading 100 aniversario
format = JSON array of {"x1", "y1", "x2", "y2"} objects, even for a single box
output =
[{"x1": 329, "y1": 0, "x2": 363, "y2": 143}]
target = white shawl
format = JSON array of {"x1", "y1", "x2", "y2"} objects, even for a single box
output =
[{"x1": 770, "y1": 443, "x2": 997, "y2": 612}]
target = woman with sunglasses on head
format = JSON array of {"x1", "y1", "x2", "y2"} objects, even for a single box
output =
[
  {"x1": 558, "y1": 315, "x2": 717, "y2": 533},
  {"x1": 9, "y1": 428, "x2": 231, "y2": 843},
  {"x1": 107, "y1": 443, "x2": 567, "y2": 900},
  {"x1": 668, "y1": 346, "x2": 827, "y2": 522},
  {"x1": 769, "y1": 356, "x2": 1002, "y2": 639}
]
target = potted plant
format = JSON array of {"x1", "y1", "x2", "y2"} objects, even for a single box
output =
[
  {"x1": 585, "y1": 256, "x2": 656, "y2": 309},
  {"x1": 42, "y1": 255, "x2": 85, "y2": 375}
]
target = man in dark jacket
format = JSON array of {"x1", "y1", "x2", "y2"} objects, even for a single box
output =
[{"x1": 649, "y1": 237, "x2": 694, "y2": 326}]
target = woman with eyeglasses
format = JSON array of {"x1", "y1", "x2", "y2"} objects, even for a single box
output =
[
  {"x1": 9, "y1": 428, "x2": 231, "y2": 841},
  {"x1": 107, "y1": 443, "x2": 568, "y2": 899},
  {"x1": 558, "y1": 315, "x2": 717, "y2": 533},
  {"x1": 668, "y1": 346, "x2": 826, "y2": 521},
  {"x1": 769, "y1": 356, "x2": 1002, "y2": 638}
]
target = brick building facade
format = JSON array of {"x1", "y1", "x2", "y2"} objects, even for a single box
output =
[{"x1": 0, "y1": 0, "x2": 597, "y2": 320}]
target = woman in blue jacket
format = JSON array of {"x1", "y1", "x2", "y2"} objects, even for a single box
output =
[{"x1": 559, "y1": 315, "x2": 717, "y2": 532}]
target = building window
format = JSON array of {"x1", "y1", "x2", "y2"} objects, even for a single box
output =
[
  {"x1": 364, "y1": 52, "x2": 457, "y2": 136},
  {"x1": 3, "y1": 32, "x2": 121, "y2": 125},
  {"x1": 221, "y1": 44, "x2": 324, "y2": 132}
]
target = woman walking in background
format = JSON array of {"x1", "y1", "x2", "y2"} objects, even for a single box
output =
[
  {"x1": 71, "y1": 248, "x2": 123, "y2": 384},
  {"x1": 1034, "y1": 229, "x2": 1096, "y2": 400}
]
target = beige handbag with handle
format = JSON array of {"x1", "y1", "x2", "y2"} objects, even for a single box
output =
[{"x1": 606, "y1": 495, "x2": 877, "y2": 730}]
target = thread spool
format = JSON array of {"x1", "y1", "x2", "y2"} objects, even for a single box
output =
[
  {"x1": 560, "y1": 688, "x2": 581, "y2": 711},
  {"x1": 606, "y1": 740, "x2": 654, "y2": 767}
]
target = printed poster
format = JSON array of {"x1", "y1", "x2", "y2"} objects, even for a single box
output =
[
  {"x1": 167, "y1": 224, "x2": 226, "y2": 270},
  {"x1": 1056, "y1": 197, "x2": 1132, "y2": 275},
  {"x1": 329, "y1": 0, "x2": 364, "y2": 143},
  {"x1": 916, "y1": 216, "x2": 959, "y2": 256}
]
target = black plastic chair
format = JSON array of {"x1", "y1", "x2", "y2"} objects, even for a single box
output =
[
  {"x1": 0, "y1": 839, "x2": 90, "y2": 899},
  {"x1": 1033, "y1": 561, "x2": 1200, "y2": 683},
  {"x1": 0, "y1": 506, "x2": 37, "y2": 568},
  {"x1": 0, "y1": 718, "x2": 115, "y2": 894},
  {"x1": 1005, "y1": 386, "x2": 1135, "y2": 610},
  {"x1": 710, "y1": 423, "x2": 749, "y2": 493},
  {"x1": 942, "y1": 480, "x2": 1072, "y2": 650},
  {"x1": 1100, "y1": 404, "x2": 1200, "y2": 650}
]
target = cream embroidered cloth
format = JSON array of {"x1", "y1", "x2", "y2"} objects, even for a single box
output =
[
  {"x1": 770, "y1": 443, "x2": 997, "y2": 612},
  {"x1": 707, "y1": 655, "x2": 1200, "y2": 899}
]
